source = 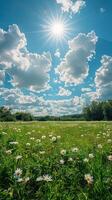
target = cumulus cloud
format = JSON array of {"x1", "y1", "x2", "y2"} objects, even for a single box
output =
[
  {"x1": 0, "y1": 88, "x2": 45, "y2": 111},
  {"x1": 56, "y1": 31, "x2": 98, "y2": 85},
  {"x1": 56, "y1": 0, "x2": 86, "y2": 14},
  {"x1": 44, "y1": 96, "x2": 84, "y2": 116},
  {"x1": 0, "y1": 24, "x2": 52, "y2": 91},
  {"x1": 95, "y1": 55, "x2": 112, "y2": 99},
  {"x1": 0, "y1": 87, "x2": 86, "y2": 116},
  {"x1": 0, "y1": 24, "x2": 27, "y2": 69},
  {"x1": 54, "y1": 49, "x2": 61, "y2": 58},
  {"x1": 9, "y1": 52, "x2": 51, "y2": 91},
  {"x1": 58, "y1": 87, "x2": 72, "y2": 96}
]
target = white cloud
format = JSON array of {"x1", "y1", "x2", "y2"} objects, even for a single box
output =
[
  {"x1": 58, "y1": 87, "x2": 72, "y2": 96},
  {"x1": 0, "y1": 70, "x2": 5, "y2": 85},
  {"x1": 56, "y1": 0, "x2": 86, "y2": 14},
  {"x1": 95, "y1": 55, "x2": 112, "y2": 99},
  {"x1": 54, "y1": 49, "x2": 61, "y2": 58},
  {"x1": 0, "y1": 24, "x2": 27, "y2": 69},
  {"x1": 0, "y1": 88, "x2": 46, "y2": 111},
  {"x1": 81, "y1": 87, "x2": 91, "y2": 92},
  {"x1": 56, "y1": 31, "x2": 98, "y2": 85},
  {"x1": 44, "y1": 97, "x2": 84, "y2": 116},
  {"x1": 0, "y1": 87, "x2": 86, "y2": 116},
  {"x1": 82, "y1": 91, "x2": 99, "y2": 102},
  {"x1": 9, "y1": 52, "x2": 52, "y2": 91},
  {"x1": 0, "y1": 24, "x2": 52, "y2": 91}
]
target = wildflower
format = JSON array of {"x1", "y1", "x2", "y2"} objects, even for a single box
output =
[
  {"x1": 51, "y1": 136, "x2": 57, "y2": 142},
  {"x1": 72, "y1": 147, "x2": 79, "y2": 153},
  {"x1": 60, "y1": 149, "x2": 66, "y2": 155},
  {"x1": 36, "y1": 176, "x2": 43, "y2": 182},
  {"x1": 36, "y1": 139, "x2": 41, "y2": 143},
  {"x1": 60, "y1": 159, "x2": 65, "y2": 164},
  {"x1": 107, "y1": 155, "x2": 112, "y2": 161},
  {"x1": 17, "y1": 178, "x2": 23, "y2": 183},
  {"x1": 16, "y1": 155, "x2": 22, "y2": 160},
  {"x1": 10, "y1": 141, "x2": 18, "y2": 145},
  {"x1": 68, "y1": 157, "x2": 73, "y2": 162},
  {"x1": 26, "y1": 143, "x2": 31, "y2": 146},
  {"x1": 14, "y1": 168, "x2": 22, "y2": 179},
  {"x1": 89, "y1": 154, "x2": 94, "y2": 159},
  {"x1": 97, "y1": 144, "x2": 102, "y2": 149},
  {"x1": 43, "y1": 175, "x2": 52, "y2": 182},
  {"x1": 30, "y1": 137, "x2": 35, "y2": 140},
  {"x1": 36, "y1": 175, "x2": 52, "y2": 182},
  {"x1": 41, "y1": 135, "x2": 46, "y2": 139},
  {"x1": 5, "y1": 150, "x2": 12, "y2": 155},
  {"x1": 84, "y1": 174, "x2": 93, "y2": 185},
  {"x1": 83, "y1": 158, "x2": 89, "y2": 163}
]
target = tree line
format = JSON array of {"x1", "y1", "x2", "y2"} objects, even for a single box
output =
[
  {"x1": 0, "y1": 100, "x2": 112, "y2": 121},
  {"x1": 83, "y1": 100, "x2": 112, "y2": 121},
  {"x1": 0, "y1": 107, "x2": 33, "y2": 122}
]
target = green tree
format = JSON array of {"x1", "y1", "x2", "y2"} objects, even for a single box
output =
[
  {"x1": 103, "y1": 100, "x2": 112, "y2": 120},
  {"x1": 0, "y1": 107, "x2": 16, "y2": 121}
]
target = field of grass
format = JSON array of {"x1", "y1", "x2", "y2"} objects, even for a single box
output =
[{"x1": 0, "y1": 121, "x2": 112, "y2": 200}]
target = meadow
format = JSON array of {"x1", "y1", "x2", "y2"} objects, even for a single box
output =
[{"x1": 0, "y1": 121, "x2": 112, "y2": 200}]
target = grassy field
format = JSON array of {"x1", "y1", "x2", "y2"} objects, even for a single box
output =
[{"x1": 0, "y1": 121, "x2": 112, "y2": 200}]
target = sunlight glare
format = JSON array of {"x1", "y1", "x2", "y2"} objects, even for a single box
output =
[{"x1": 51, "y1": 21, "x2": 64, "y2": 38}]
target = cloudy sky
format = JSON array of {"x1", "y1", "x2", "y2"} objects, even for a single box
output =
[{"x1": 0, "y1": 0, "x2": 112, "y2": 116}]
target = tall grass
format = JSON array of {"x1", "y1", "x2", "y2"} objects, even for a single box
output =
[{"x1": 0, "y1": 121, "x2": 112, "y2": 200}]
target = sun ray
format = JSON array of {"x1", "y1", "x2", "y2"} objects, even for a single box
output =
[{"x1": 41, "y1": 14, "x2": 72, "y2": 44}]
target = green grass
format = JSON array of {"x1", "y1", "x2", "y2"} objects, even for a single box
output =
[{"x1": 0, "y1": 121, "x2": 112, "y2": 200}]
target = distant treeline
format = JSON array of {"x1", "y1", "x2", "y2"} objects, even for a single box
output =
[
  {"x1": 0, "y1": 100, "x2": 112, "y2": 121},
  {"x1": 83, "y1": 100, "x2": 112, "y2": 121}
]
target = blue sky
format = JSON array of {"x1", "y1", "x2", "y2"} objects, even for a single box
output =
[{"x1": 0, "y1": 0, "x2": 112, "y2": 116}]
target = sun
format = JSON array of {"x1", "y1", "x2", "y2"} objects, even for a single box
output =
[
  {"x1": 42, "y1": 15, "x2": 71, "y2": 43},
  {"x1": 50, "y1": 21, "x2": 65, "y2": 38}
]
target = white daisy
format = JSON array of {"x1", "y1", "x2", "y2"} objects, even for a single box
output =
[
  {"x1": 36, "y1": 176, "x2": 43, "y2": 182},
  {"x1": 5, "y1": 150, "x2": 12, "y2": 155},
  {"x1": 60, "y1": 159, "x2": 65, "y2": 164},
  {"x1": 60, "y1": 149, "x2": 66, "y2": 155},
  {"x1": 14, "y1": 168, "x2": 22, "y2": 178},
  {"x1": 41, "y1": 135, "x2": 46, "y2": 139},
  {"x1": 83, "y1": 158, "x2": 89, "y2": 163},
  {"x1": 72, "y1": 147, "x2": 79, "y2": 153},
  {"x1": 43, "y1": 175, "x2": 52, "y2": 182},
  {"x1": 107, "y1": 155, "x2": 112, "y2": 161},
  {"x1": 51, "y1": 136, "x2": 57, "y2": 142},
  {"x1": 88, "y1": 154, "x2": 94, "y2": 159},
  {"x1": 84, "y1": 174, "x2": 93, "y2": 184}
]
